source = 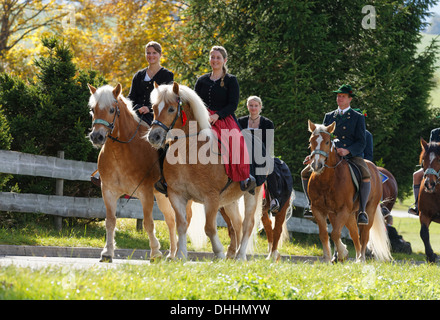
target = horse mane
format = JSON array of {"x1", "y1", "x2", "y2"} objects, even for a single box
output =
[
  {"x1": 151, "y1": 83, "x2": 211, "y2": 131},
  {"x1": 88, "y1": 85, "x2": 139, "y2": 122},
  {"x1": 420, "y1": 141, "x2": 440, "y2": 164}
]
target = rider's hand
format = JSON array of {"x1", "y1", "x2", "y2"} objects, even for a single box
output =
[{"x1": 139, "y1": 106, "x2": 150, "y2": 114}]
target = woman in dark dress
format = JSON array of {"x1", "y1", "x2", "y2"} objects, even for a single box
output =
[
  {"x1": 195, "y1": 46, "x2": 256, "y2": 193},
  {"x1": 238, "y1": 96, "x2": 293, "y2": 214},
  {"x1": 128, "y1": 41, "x2": 174, "y2": 125}
]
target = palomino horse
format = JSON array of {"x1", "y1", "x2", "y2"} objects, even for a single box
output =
[
  {"x1": 378, "y1": 167, "x2": 398, "y2": 214},
  {"x1": 146, "y1": 82, "x2": 262, "y2": 260},
  {"x1": 418, "y1": 138, "x2": 440, "y2": 263},
  {"x1": 87, "y1": 83, "x2": 192, "y2": 262},
  {"x1": 307, "y1": 120, "x2": 391, "y2": 262}
]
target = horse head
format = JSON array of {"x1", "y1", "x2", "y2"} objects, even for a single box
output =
[
  {"x1": 308, "y1": 120, "x2": 336, "y2": 175},
  {"x1": 420, "y1": 137, "x2": 440, "y2": 193},
  {"x1": 87, "y1": 83, "x2": 124, "y2": 147},
  {"x1": 147, "y1": 82, "x2": 211, "y2": 149}
]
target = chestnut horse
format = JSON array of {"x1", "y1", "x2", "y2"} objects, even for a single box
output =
[
  {"x1": 378, "y1": 167, "x2": 398, "y2": 214},
  {"x1": 87, "y1": 83, "x2": 193, "y2": 262},
  {"x1": 307, "y1": 120, "x2": 391, "y2": 262},
  {"x1": 418, "y1": 138, "x2": 440, "y2": 263},
  {"x1": 220, "y1": 191, "x2": 292, "y2": 262},
  {"x1": 146, "y1": 82, "x2": 262, "y2": 260}
]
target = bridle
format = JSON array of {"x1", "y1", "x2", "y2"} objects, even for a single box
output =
[
  {"x1": 151, "y1": 97, "x2": 184, "y2": 133},
  {"x1": 310, "y1": 130, "x2": 343, "y2": 169},
  {"x1": 92, "y1": 98, "x2": 141, "y2": 144}
]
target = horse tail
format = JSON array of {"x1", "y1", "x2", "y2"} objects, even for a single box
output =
[
  {"x1": 272, "y1": 191, "x2": 294, "y2": 248},
  {"x1": 244, "y1": 187, "x2": 264, "y2": 254},
  {"x1": 368, "y1": 204, "x2": 392, "y2": 261},
  {"x1": 187, "y1": 202, "x2": 208, "y2": 250}
]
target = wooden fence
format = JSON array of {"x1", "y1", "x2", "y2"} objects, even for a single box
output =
[{"x1": 0, "y1": 149, "x2": 332, "y2": 236}]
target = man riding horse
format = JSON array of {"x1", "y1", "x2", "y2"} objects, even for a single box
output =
[{"x1": 301, "y1": 84, "x2": 371, "y2": 225}]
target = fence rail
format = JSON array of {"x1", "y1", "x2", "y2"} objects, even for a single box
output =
[{"x1": 0, "y1": 149, "x2": 332, "y2": 236}]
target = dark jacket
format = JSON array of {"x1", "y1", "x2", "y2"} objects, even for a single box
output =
[
  {"x1": 323, "y1": 108, "x2": 366, "y2": 158},
  {"x1": 127, "y1": 67, "x2": 174, "y2": 124},
  {"x1": 363, "y1": 130, "x2": 373, "y2": 162},
  {"x1": 430, "y1": 128, "x2": 440, "y2": 143},
  {"x1": 237, "y1": 115, "x2": 274, "y2": 154},
  {"x1": 194, "y1": 73, "x2": 239, "y2": 120}
]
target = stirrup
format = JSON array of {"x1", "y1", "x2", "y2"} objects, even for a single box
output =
[
  {"x1": 269, "y1": 199, "x2": 280, "y2": 214},
  {"x1": 408, "y1": 206, "x2": 419, "y2": 216},
  {"x1": 357, "y1": 211, "x2": 369, "y2": 225},
  {"x1": 240, "y1": 175, "x2": 256, "y2": 194},
  {"x1": 154, "y1": 179, "x2": 168, "y2": 196},
  {"x1": 303, "y1": 207, "x2": 313, "y2": 219}
]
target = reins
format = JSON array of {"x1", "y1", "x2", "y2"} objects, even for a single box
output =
[
  {"x1": 311, "y1": 130, "x2": 344, "y2": 169},
  {"x1": 93, "y1": 98, "x2": 143, "y2": 144}
]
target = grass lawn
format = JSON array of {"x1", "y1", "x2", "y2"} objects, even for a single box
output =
[
  {"x1": 1, "y1": 209, "x2": 439, "y2": 262},
  {"x1": 2, "y1": 212, "x2": 440, "y2": 300}
]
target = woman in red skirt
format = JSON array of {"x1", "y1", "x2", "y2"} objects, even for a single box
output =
[{"x1": 195, "y1": 46, "x2": 256, "y2": 193}]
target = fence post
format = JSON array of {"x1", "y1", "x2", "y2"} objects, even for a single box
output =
[{"x1": 54, "y1": 151, "x2": 64, "y2": 231}]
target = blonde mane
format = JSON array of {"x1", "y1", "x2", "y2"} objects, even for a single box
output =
[
  {"x1": 88, "y1": 85, "x2": 139, "y2": 122},
  {"x1": 150, "y1": 83, "x2": 211, "y2": 131}
]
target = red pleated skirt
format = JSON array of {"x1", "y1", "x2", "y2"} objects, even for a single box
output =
[{"x1": 209, "y1": 110, "x2": 250, "y2": 181}]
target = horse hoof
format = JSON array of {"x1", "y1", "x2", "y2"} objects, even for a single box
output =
[
  {"x1": 150, "y1": 251, "x2": 163, "y2": 261},
  {"x1": 427, "y1": 254, "x2": 438, "y2": 263},
  {"x1": 100, "y1": 255, "x2": 113, "y2": 263}
]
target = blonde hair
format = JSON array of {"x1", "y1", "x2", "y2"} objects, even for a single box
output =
[
  {"x1": 145, "y1": 41, "x2": 162, "y2": 55},
  {"x1": 247, "y1": 96, "x2": 263, "y2": 108},
  {"x1": 210, "y1": 46, "x2": 228, "y2": 87}
]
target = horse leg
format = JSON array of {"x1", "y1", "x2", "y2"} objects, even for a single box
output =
[
  {"x1": 236, "y1": 192, "x2": 260, "y2": 261},
  {"x1": 358, "y1": 224, "x2": 370, "y2": 262},
  {"x1": 221, "y1": 203, "x2": 243, "y2": 259},
  {"x1": 328, "y1": 213, "x2": 349, "y2": 263},
  {"x1": 139, "y1": 191, "x2": 162, "y2": 260},
  {"x1": 100, "y1": 188, "x2": 118, "y2": 263},
  {"x1": 314, "y1": 210, "x2": 332, "y2": 263},
  {"x1": 346, "y1": 213, "x2": 362, "y2": 262},
  {"x1": 261, "y1": 209, "x2": 274, "y2": 259},
  {"x1": 219, "y1": 207, "x2": 237, "y2": 258},
  {"x1": 204, "y1": 201, "x2": 226, "y2": 259},
  {"x1": 420, "y1": 214, "x2": 437, "y2": 263},
  {"x1": 155, "y1": 192, "x2": 177, "y2": 259},
  {"x1": 269, "y1": 206, "x2": 287, "y2": 262},
  {"x1": 168, "y1": 192, "x2": 189, "y2": 260}
]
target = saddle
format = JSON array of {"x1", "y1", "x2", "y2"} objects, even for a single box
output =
[{"x1": 346, "y1": 158, "x2": 362, "y2": 203}]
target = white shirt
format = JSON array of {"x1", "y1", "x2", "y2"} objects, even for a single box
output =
[{"x1": 337, "y1": 106, "x2": 351, "y2": 114}]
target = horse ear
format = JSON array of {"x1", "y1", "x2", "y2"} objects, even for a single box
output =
[
  {"x1": 173, "y1": 82, "x2": 180, "y2": 95},
  {"x1": 308, "y1": 120, "x2": 316, "y2": 132},
  {"x1": 421, "y1": 137, "x2": 429, "y2": 150},
  {"x1": 87, "y1": 84, "x2": 97, "y2": 94},
  {"x1": 327, "y1": 121, "x2": 336, "y2": 133},
  {"x1": 154, "y1": 81, "x2": 159, "y2": 89},
  {"x1": 113, "y1": 83, "x2": 122, "y2": 99}
]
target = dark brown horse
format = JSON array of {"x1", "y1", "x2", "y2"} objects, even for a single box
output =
[
  {"x1": 378, "y1": 167, "x2": 398, "y2": 214},
  {"x1": 307, "y1": 120, "x2": 391, "y2": 262},
  {"x1": 418, "y1": 138, "x2": 440, "y2": 263}
]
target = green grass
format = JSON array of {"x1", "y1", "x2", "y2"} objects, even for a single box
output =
[
  {"x1": 2, "y1": 259, "x2": 440, "y2": 300},
  {"x1": 1, "y1": 211, "x2": 439, "y2": 262}
]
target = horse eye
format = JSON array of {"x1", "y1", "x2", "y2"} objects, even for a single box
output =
[
  {"x1": 109, "y1": 107, "x2": 115, "y2": 114},
  {"x1": 168, "y1": 106, "x2": 175, "y2": 113}
]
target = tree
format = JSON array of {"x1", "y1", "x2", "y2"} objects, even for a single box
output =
[
  {"x1": 0, "y1": 36, "x2": 105, "y2": 195},
  {"x1": 0, "y1": 0, "x2": 65, "y2": 72},
  {"x1": 175, "y1": 0, "x2": 440, "y2": 197}
]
